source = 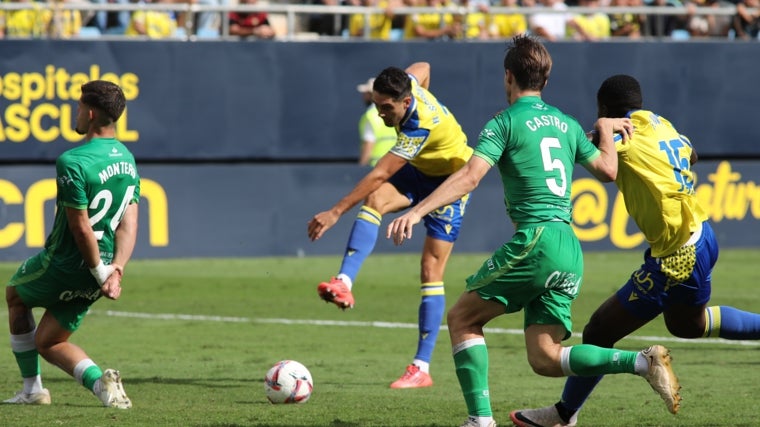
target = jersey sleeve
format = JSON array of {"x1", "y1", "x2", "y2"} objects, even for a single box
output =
[
  {"x1": 473, "y1": 116, "x2": 506, "y2": 166},
  {"x1": 390, "y1": 128, "x2": 431, "y2": 160},
  {"x1": 575, "y1": 124, "x2": 601, "y2": 165},
  {"x1": 132, "y1": 176, "x2": 141, "y2": 204},
  {"x1": 55, "y1": 153, "x2": 88, "y2": 209}
]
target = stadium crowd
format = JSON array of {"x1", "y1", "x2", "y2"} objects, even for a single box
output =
[{"x1": 0, "y1": 0, "x2": 757, "y2": 40}]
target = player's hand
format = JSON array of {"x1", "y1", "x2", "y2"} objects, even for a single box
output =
[
  {"x1": 101, "y1": 268, "x2": 123, "y2": 300},
  {"x1": 386, "y1": 211, "x2": 422, "y2": 246},
  {"x1": 89, "y1": 261, "x2": 114, "y2": 286},
  {"x1": 111, "y1": 263, "x2": 124, "y2": 276},
  {"x1": 307, "y1": 210, "x2": 340, "y2": 241},
  {"x1": 596, "y1": 117, "x2": 633, "y2": 142}
]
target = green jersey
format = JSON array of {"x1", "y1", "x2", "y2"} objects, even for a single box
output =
[
  {"x1": 474, "y1": 96, "x2": 599, "y2": 226},
  {"x1": 47, "y1": 137, "x2": 140, "y2": 270}
]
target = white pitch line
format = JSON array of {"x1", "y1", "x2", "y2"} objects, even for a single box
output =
[{"x1": 94, "y1": 310, "x2": 760, "y2": 347}]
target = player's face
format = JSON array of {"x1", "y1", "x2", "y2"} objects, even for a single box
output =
[
  {"x1": 74, "y1": 99, "x2": 90, "y2": 135},
  {"x1": 373, "y1": 92, "x2": 410, "y2": 127}
]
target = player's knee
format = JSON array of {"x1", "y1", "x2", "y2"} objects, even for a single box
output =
[
  {"x1": 526, "y1": 352, "x2": 561, "y2": 377},
  {"x1": 446, "y1": 305, "x2": 465, "y2": 332},
  {"x1": 34, "y1": 337, "x2": 54, "y2": 359},
  {"x1": 364, "y1": 191, "x2": 388, "y2": 212}
]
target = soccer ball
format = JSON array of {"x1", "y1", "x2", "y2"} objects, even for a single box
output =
[{"x1": 264, "y1": 360, "x2": 313, "y2": 404}]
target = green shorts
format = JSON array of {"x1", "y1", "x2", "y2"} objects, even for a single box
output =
[
  {"x1": 465, "y1": 222, "x2": 583, "y2": 340},
  {"x1": 8, "y1": 252, "x2": 101, "y2": 332}
]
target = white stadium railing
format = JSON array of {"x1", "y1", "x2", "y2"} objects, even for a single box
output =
[{"x1": 0, "y1": 2, "x2": 756, "y2": 41}]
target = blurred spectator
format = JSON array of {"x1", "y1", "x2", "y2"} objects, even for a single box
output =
[
  {"x1": 3, "y1": 0, "x2": 52, "y2": 37},
  {"x1": 174, "y1": 0, "x2": 192, "y2": 35},
  {"x1": 193, "y1": 0, "x2": 226, "y2": 37},
  {"x1": 529, "y1": 0, "x2": 570, "y2": 41},
  {"x1": 306, "y1": 0, "x2": 346, "y2": 36},
  {"x1": 732, "y1": 0, "x2": 760, "y2": 39},
  {"x1": 402, "y1": 0, "x2": 457, "y2": 40},
  {"x1": 684, "y1": 0, "x2": 730, "y2": 37},
  {"x1": 567, "y1": 0, "x2": 611, "y2": 40},
  {"x1": 488, "y1": 0, "x2": 527, "y2": 39},
  {"x1": 86, "y1": 0, "x2": 130, "y2": 34},
  {"x1": 644, "y1": 0, "x2": 681, "y2": 37},
  {"x1": 456, "y1": 0, "x2": 492, "y2": 39},
  {"x1": 609, "y1": 0, "x2": 644, "y2": 38},
  {"x1": 348, "y1": 0, "x2": 394, "y2": 39},
  {"x1": 390, "y1": 0, "x2": 408, "y2": 37},
  {"x1": 229, "y1": 0, "x2": 276, "y2": 38},
  {"x1": 49, "y1": 0, "x2": 85, "y2": 38},
  {"x1": 0, "y1": 7, "x2": 6, "y2": 38},
  {"x1": 125, "y1": 0, "x2": 179, "y2": 38}
]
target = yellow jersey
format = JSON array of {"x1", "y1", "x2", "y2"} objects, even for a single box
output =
[
  {"x1": 348, "y1": 0, "x2": 392, "y2": 39},
  {"x1": 490, "y1": 12, "x2": 527, "y2": 38},
  {"x1": 4, "y1": 7, "x2": 51, "y2": 37},
  {"x1": 615, "y1": 109, "x2": 707, "y2": 257},
  {"x1": 403, "y1": 6, "x2": 453, "y2": 39},
  {"x1": 568, "y1": 13, "x2": 611, "y2": 39},
  {"x1": 389, "y1": 76, "x2": 472, "y2": 177},
  {"x1": 125, "y1": 10, "x2": 177, "y2": 38}
]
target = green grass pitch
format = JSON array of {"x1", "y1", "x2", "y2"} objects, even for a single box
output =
[{"x1": 1, "y1": 249, "x2": 759, "y2": 426}]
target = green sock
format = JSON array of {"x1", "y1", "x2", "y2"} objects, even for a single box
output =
[
  {"x1": 13, "y1": 349, "x2": 40, "y2": 378},
  {"x1": 568, "y1": 344, "x2": 638, "y2": 376},
  {"x1": 453, "y1": 341, "x2": 491, "y2": 417},
  {"x1": 82, "y1": 365, "x2": 103, "y2": 391}
]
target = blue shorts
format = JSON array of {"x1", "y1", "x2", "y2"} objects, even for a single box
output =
[
  {"x1": 616, "y1": 221, "x2": 718, "y2": 320},
  {"x1": 388, "y1": 163, "x2": 470, "y2": 243}
]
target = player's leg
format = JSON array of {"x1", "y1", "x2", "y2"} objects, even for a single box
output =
[
  {"x1": 390, "y1": 236, "x2": 452, "y2": 389},
  {"x1": 512, "y1": 292, "x2": 658, "y2": 426},
  {"x1": 448, "y1": 290, "x2": 506, "y2": 427},
  {"x1": 454, "y1": 224, "x2": 566, "y2": 427},
  {"x1": 666, "y1": 222, "x2": 760, "y2": 340},
  {"x1": 391, "y1": 188, "x2": 468, "y2": 388},
  {"x1": 4, "y1": 285, "x2": 50, "y2": 405},
  {"x1": 318, "y1": 181, "x2": 410, "y2": 309},
  {"x1": 36, "y1": 305, "x2": 131, "y2": 408},
  {"x1": 553, "y1": 224, "x2": 718, "y2": 419},
  {"x1": 4, "y1": 254, "x2": 55, "y2": 405},
  {"x1": 512, "y1": 228, "x2": 679, "y2": 426},
  {"x1": 513, "y1": 320, "x2": 680, "y2": 425}
]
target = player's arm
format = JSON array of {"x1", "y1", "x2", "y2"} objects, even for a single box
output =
[
  {"x1": 112, "y1": 203, "x2": 139, "y2": 271},
  {"x1": 100, "y1": 202, "x2": 139, "y2": 300},
  {"x1": 584, "y1": 117, "x2": 630, "y2": 182},
  {"x1": 387, "y1": 155, "x2": 491, "y2": 245},
  {"x1": 405, "y1": 62, "x2": 430, "y2": 89},
  {"x1": 308, "y1": 152, "x2": 407, "y2": 241},
  {"x1": 65, "y1": 207, "x2": 114, "y2": 285}
]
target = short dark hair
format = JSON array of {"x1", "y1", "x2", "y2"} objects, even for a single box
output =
[
  {"x1": 597, "y1": 75, "x2": 643, "y2": 118},
  {"x1": 80, "y1": 80, "x2": 126, "y2": 124},
  {"x1": 503, "y1": 34, "x2": 552, "y2": 91},
  {"x1": 373, "y1": 67, "x2": 412, "y2": 101}
]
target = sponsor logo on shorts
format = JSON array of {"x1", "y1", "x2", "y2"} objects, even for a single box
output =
[
  {"x1": 545, "y1": 271, "x2": 580, "y2": 295},
  {"x1": 59, "y1": 288, "x2": 101, "y2": 302}
]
